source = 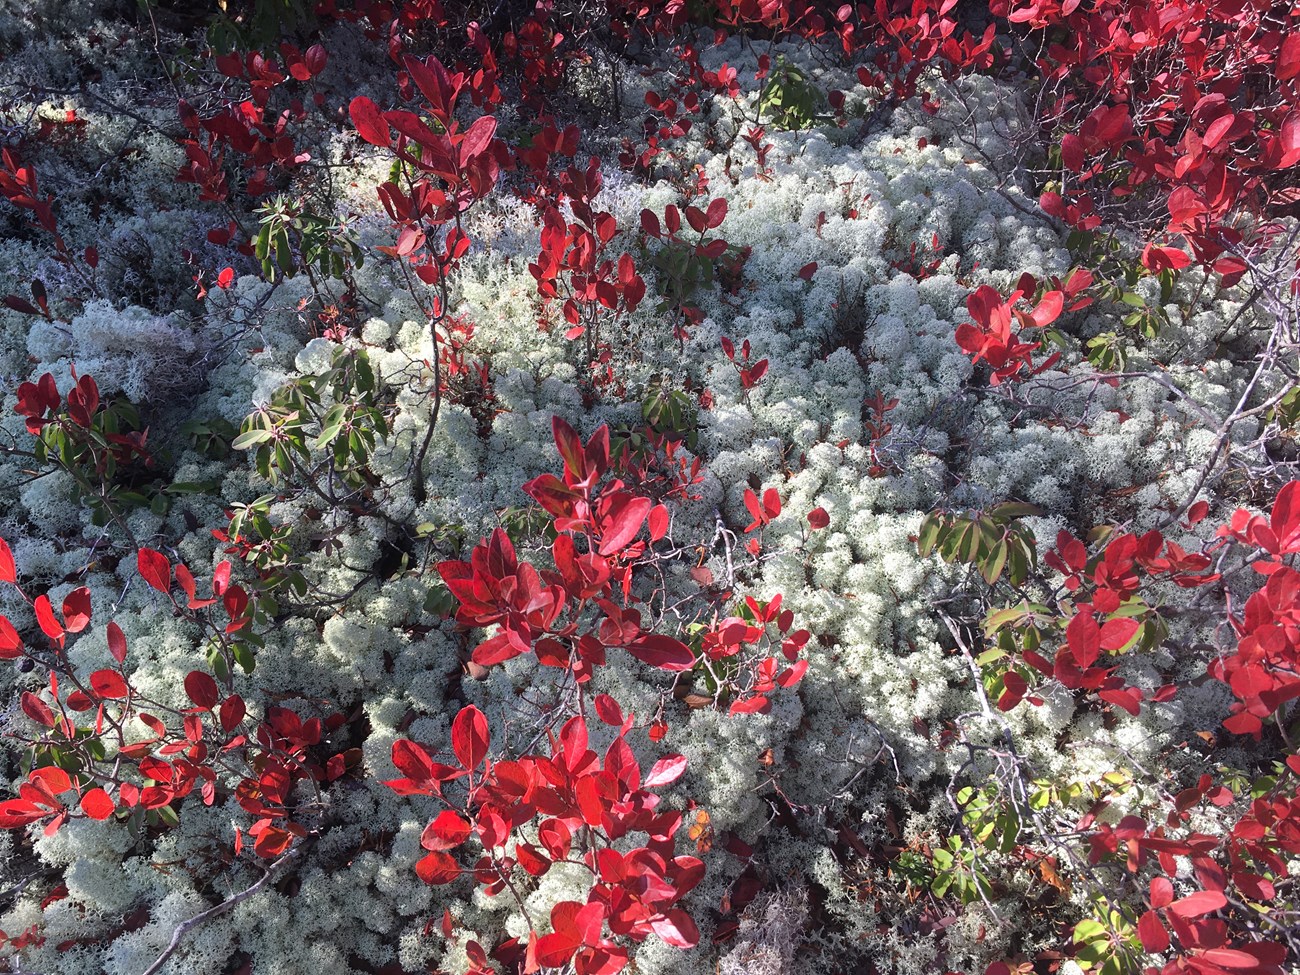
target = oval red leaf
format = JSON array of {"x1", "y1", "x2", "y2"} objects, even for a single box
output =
[
  {"x1": 184, "y1": 671, "x2": 219, "y2": 710},
  {"x1": 421, "y1": 810, "x2": 470, "y2": 851},
  {"x1": 80, "y1": 787, "x2": 114, "y2": 821},
  {"x1": 414, "y1": 850, "x2": 459, "y2": 885},
  {"x1": 451, "y1": 705, "x2": 490, "y2": 770},
  {"x1": 137, "y1": 548, "x2": 171, "y2": 593},
  {"x1": 106, "y1": 621, "x2": 127, "y2": 664},
  {"x1": 89, "y1": 669, "x2": 129, "y2": 700},
  {"x1": 349, "y1": 97, "x2": 391, "y2": 147}
]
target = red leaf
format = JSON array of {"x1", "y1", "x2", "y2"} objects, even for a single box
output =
[
  {"x1": 1136, "y1": 910, "x2": 1168, "y2": 953},
  {"x1": 220, "y1": 694, "x2": 246, "y2": 732},
  {"x1": 216, "y1": 267, "x2": 235, "y2": 289},
  {"x1": 1167, "y1": 890, "x2": 1226, "y2": 918},
  {"x1": 421, "y1": 810, "x2": 471, "y2": 851},
  {"x1": 807, "y1": 507, "x2": 830, "y2": 530},
  {"x1": 89, "y1": 669, "x2": 129, "y2": 699},
  {"x1": 1278, "y1": 33, "x2": 1300, "y2": 81},
  {"x1": 34, "y1": 595, "x2": 64, "y2": 646},
  {"x1": 798, "y1": 261, "x2": 817, "y2": 281},
  {"x1": 20, "y1": 691, "x2": 55, "y2": 727},
  {"x1": 593, "y1": 694, "x2": 624, "y2": 726},
  {"x1": 451, "y1": 705, "x2": 490, "y2": 770},
  {"x1": 762, "y1": 487, "x2": 780, "y2": 517},
  {"x1": 415, "y1": 851, "x2": 460, "y2": 884},
  {"x1": 0, "y1": 536, "x2": 15, "y2": 583},
  {"x1": 651, "y1": 909, "x2": 699, "y2": 948},
  {"x1": 1099, "y1": 618, "x2": 1139, "y2": 652},
  {"x1": 79, "y1": 788, "x2": 114, "y2": 821},
  {"x1": 349, "y1": 97, "x2": 391, "y2": 147},
  {"x1": 1066, "y1": 612, "x2": 1101, "y2": 669},
  {"x1": 137, "y1": 548, "x2": 171, "y2": 593},
  {"x1": 0, "y1": 615, "x2": 21, "y2": 660},
  {"x1": 184, "y1": 671, "x2": 219, "y2": 710},
  {"x1": 253, "y1": 825, "x2": 295, "y2": 858},
  {"x1": 706, "y1": 197, "x2": 728, "y2": 228},
  {"x1": 106, "y1": 621, "x2": 127, "y2": 664},
  {"x1": 0, "y1": 799, "x2": 51, "y2": 828},
  {"x1": 597, "y1": 493, "x2": 651, "y2": 556},
  {"x1": 625, "y1": 634, "x2": 695, "y2": 671},
  {"x1": 304, "y1": 44, "x2": 327, "y2": 77},
  {"x1": 644, "y1": 754, "x2": 687, "y2": 788},
  {"x1": 459, "y1": 115, "x2": 497, "y2": 165},
  {"x1": 729, "y1": 695, "x2": 771, "y2": 715},
  {"x1": 1098, "y1": 686, "x2": 1142, "y2": 716},
  {"x1": 648, "y1": 504, "x2": 669, "y2": 542},
  {"x1": 1200, "y1": 949, "x2": 1272, "y2": 969},
  {"x1": 998, "y1": 671, "x2": 1027, "y2": 711},
  {"x1": 61, "y1": 587, "x2": 92, "y2": 633}
]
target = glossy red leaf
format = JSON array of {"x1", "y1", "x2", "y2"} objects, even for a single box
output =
[
  {"x1": 421, "y1": 810, "x2": 471, "y2": 851},
  {"x1": 625, "y1": 634, "x2": 695, "y2": 671},
  {"x1": 1066, "y1": 612, "x2": 1101, "y2": 669},
  {"x1": 20, "y1": 691, "x2": 55, "y2": 727},
  {"x1": 1167, "y1": 890, "x2": 1226, "y2": 918},
  {"x1": 644, "y1": 754, "x2": 687, "y2": 788},
  {"x1": 0, "y1": 536, "x2": 15, "y2": 583},
  {"x1": 451, "y1": 705, "x2": 490, "y2": 770},
  {"x1": 651, "y1": 909, "x2": 699, "y2": 949},
  {"x1": 89, "y1": 669, "x2": 128, "y2": 699},
  {"x1": 648, "y1": 504, "x2": 669, "y2": 542},
  {"x1": 0, "y1": 799, "x2": 50, "y2": 828},
  {"x1": 593, "y1": 694, "x2": 624, "y2": 726},
  {"x1": 597, "y1": 493, "x2": 651, "y2": 556},
  {"x1": 79, "y1": 788, "x2": 114, "y2": 821},
  {"x1": 807, "y1": 507, "x2": 829, "y2": 529},
  {"x1": 415, "y1": 850, "x2": 460, "y2": 884},
  {"x1": 184, "y1": 671, "x2": 219, "y2": 710},
  {"x1": 1278, "y1": 33, "x2": 1300, "y2": 81},
  {"x1": 219, "y1": 694, "x2": 246, "y2": 732},
  {"x1": 137, "y1": 548, "x2": 171, "y2": 593},
  {"x1": 61, "y1": 586, "x2": 92, "y2": 633},
  {"x1": 349, "y1": 97, "x2": 391, "y2": 147},
  {"x1": 0, "y1": 615, "x2": 23, "y2": 659},
  {"x1": 34, "y1": 595, "x2": 64, "y2": 646},
  {"x1": 459, "y1": 115, "x2": 497, "y2": 165}
]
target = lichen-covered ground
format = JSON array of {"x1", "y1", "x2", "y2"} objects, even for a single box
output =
[{"x1": 0, "y1": 2, "x2": 1292, "y2": 974}]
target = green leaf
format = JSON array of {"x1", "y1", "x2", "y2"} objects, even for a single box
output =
[
  {"x1": 917, "y1": 512, "x2": 943, "y2": 556},
  {"x1": 232, "y1": 641, "x2": 256, "y2": 675},
  {"x1": 982, "y1": 540, "x2": 1009, "y2": 585},
  {"x1": 232, "y1": 428, "x2": 273, "y2": 450},
  {"x1": 989, "y1": 502, "x2": 1044, "y2": 520}
]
